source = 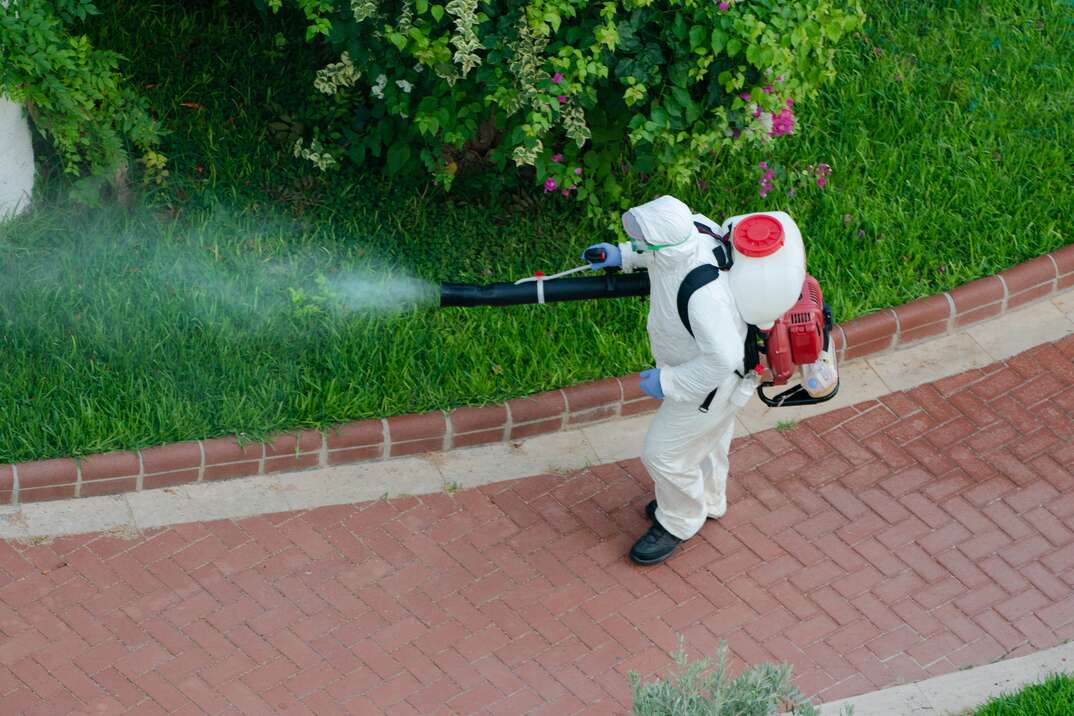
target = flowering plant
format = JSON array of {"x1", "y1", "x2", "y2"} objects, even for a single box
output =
[{"x1": 272, "y1": 0, "x2": 863, "y2": 213}]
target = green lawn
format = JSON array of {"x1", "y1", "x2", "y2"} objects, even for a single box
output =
[
  {"x1": 0, "y1": 0, "x2": 1071, "y2": 463},
  {"x1": 974, "y1": 673, "x2": 1074, "y2": 715}
]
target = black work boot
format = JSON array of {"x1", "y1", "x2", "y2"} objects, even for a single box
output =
[
  {"x1": 630, "y1": 521, "x2": 683, "y2": 565},
  {"x1": 645, "y1": 499, "x2": 657, "y2": 522}
]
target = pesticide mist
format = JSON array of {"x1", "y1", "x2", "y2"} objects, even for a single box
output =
[{"x1": 0, "y1": 206, "x2": 438, "y2": 342}]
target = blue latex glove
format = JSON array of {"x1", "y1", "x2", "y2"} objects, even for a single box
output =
[
  {"x1": 582, "y1": 242, "x2": 622, "y2": 269},
  {"x1": 640, "y1": 368, "x2": 664, "y2": 400}
]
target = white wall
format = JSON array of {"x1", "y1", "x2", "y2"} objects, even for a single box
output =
[
  {"x1": 0, "y1": 0, "x2": 34, "y2": 221},
  {"x1": 0, "y1": 96, "x2": 34, "y2": 220}
]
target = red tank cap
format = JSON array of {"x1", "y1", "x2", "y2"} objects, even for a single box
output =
[{"x1": 733, "y1": 215, "x2": 785, "y2": 258}]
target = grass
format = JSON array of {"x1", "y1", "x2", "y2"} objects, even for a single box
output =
[
  {"x1": 0, "y1": 0, "x2": 1071, "y2": 463},
  {"x1": 973, "y1": 673, "x2": 1074, "y2": 715}
]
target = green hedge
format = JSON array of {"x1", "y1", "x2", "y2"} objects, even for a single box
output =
[{"x1": 272, "y1": 0, "x2": 863, "y2": 214}]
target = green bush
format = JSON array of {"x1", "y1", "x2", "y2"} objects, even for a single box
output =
[
  {"x1": 630, "y1": 643, "x2": 831, "y2": 716},
  {"x1": 272, "y1": 0, "x2": 863, "y2": 213},
  {"x1": 0, "y1": 0, "x2": 161, "y2": 195}
]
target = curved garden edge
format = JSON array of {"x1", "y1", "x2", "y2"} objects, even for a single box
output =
[{"x1": 3, "y1": 244, "x2": 1073, "y2": 506}]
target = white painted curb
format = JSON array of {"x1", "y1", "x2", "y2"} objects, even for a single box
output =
[
  {"x1": 0, "y1": 95, "x2": 34, "y2": 220},
  {"x1": 818, "y1": 641, "x2": 1074, "y2": 715}
]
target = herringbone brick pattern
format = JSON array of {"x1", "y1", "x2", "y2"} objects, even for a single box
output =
[{"x1": 2, "y1": 335, "x2": 1074, "y2": 714}]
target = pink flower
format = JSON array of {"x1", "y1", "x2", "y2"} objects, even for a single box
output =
[
  {"x1": 561, "y1": 189, "x2": 570, "y2": 196},
  {"x1": 776, "y1": 75, "x2": 783, "y2": 83},
  {"x1": 740, "y1": 92, "x2": 750, "y2": 101},
  {"x1": 768, "y1": 107, "x2": 796, "y2": 137},
  {"x1": 816, "y1": 176, "x2": 827, "y2": 188},
  {"x1": 758, "y1": 161, "x2": 768, "y2": 169},
  {"x1": 551, "y1": 153, "x2": 563, "y2": 163},
  {"x1": 552, "y1": 72, "x2": 563, "y2": 84},
  {"x1": 731, "y1": 128, "x2": 741, "y2": 139},
  {"x1": 557, "y1": 95, "x2": 567, "y2": 104},
  {"x1": 719, "y1": 1, "x2": 729, "y2": 10},
  {"x1": 763, "y1": 85, "x2": 773, "y2": 94},
  {"x1": 763, "y1": 170, "x2": 774, "y2": 180},
  {"x1": 753, "y1": 105, "x2": 762, "y2": 118},
  {"x1": 786, "y1": 98, "x2": 794, "y2": 108},
  {"x1": 544, "y1": 178, "x2": 557, "y2": 192},
  {"x1": 574, "y1": 167, "x2": 583, "y2": 176}
]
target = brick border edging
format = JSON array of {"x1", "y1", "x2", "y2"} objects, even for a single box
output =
[{"x1": 2, "y1": 244, "x2": 1072, "y2": 506}]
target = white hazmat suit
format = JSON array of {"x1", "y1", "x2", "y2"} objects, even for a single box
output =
[{"x1": 618, "y1": 196, "x2": 748, "y2": 541}]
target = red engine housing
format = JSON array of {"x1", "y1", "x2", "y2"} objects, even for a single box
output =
[{"x1": 764, "y1": 275, "x2": 826, "y2": 386}]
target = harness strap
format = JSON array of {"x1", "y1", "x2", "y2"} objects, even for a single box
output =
[
  {"x1": 693, "y1": 221, "x2": 734, "y2": 270},
  {"x1": 676, "y1": 264, "x2": 721, "y2": 338}
]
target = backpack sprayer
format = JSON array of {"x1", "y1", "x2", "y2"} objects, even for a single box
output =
[{"x1": 439, "y1": 215, "x2": 839, "y2": 409}]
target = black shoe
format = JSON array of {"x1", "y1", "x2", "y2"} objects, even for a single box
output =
[
  {"x1": 630, "y1": 522, "x2": 683, "y2": 565},
  {"x1": 645, "y1": 499, "x2": 657, "y2": 522}
]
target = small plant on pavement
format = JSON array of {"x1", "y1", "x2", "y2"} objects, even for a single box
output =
[{"x1": 630, "y1": 642, "x2": 837, "y2": 715}]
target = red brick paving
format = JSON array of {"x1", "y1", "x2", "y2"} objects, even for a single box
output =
[{"x1": 2, "y1": 336, "x2": 1074, "y2": 714}]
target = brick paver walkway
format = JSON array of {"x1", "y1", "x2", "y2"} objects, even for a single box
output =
[{"x1": 3, "y1": 336, "x2": 1074, "y2": 715}]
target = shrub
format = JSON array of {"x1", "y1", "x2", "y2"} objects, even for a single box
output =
[
  {"x1": 630, "y1": 643, "x2": 836, "y2": 716},
  {"x1": 271, "y1": 0, "x2": 863, "y2": 213},
  {"x1": 0, "y1": 0, "x2": 161, "y2": 197}
]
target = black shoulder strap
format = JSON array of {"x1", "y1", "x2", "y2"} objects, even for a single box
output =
[
  {"x1": 693, "y1": 221, "x2": 734, "y2": 270},
  {"x1": 677, "y1": 265, "x2": 721, "y2": 337}
]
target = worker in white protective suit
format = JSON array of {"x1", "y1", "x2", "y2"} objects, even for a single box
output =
[{"x1": 584, "y1": 195, "x2": 749, "y2": 564}]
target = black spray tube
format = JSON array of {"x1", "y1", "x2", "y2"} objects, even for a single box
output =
[{"x1": 439, "y1": 272, "x2": 651, "y2": 308}]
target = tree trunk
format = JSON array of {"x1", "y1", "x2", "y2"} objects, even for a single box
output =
[{"x1": 0, "y1": 96, "x2": 34, "y2": 220}]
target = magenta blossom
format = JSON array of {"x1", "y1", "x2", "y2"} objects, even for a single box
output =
[
  {"x1": 574, "y1": 167, "x2": 583, "y2": 176},
  {"x1": 561, "y1": 189, "x2": 570, "y2": 196},
  {"x1": 551, "y1": 153, "x2": 563, "y2": 163},
  {"x1": 719, "y1": 2, "x2": 729, "y2": 10},
  {"x1": 763, "y1": 85, "x2": 773, "y2": 94},
  {"x1": 740, "y1": 92, "x2": 750, "y2": 101},
  {"x1": 786, "y1": 98, "x2": 794, "y2": 108},
  {"x1": 557, "y1": 95, "x2": 567, "y2": 104},
  {"x1": 544, "y1": 177, "x2": 557, "y2": 193},
  {"x1": 816, "y1": 176, "x2": 827, "y2": 188},
  {"x1": 758, "y1": 161, "x2": 768, "y2": 169},
  {"x1": 552, "y1": 72, "x2": 564, "y2": 84},
  {"x1": 769, "y1": 107, "x2": 796, "y2": 137}
]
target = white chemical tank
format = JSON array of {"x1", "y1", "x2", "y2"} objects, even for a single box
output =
[{"x1": 720, "y1": 211, "x2": 806, "y2": 330}]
